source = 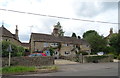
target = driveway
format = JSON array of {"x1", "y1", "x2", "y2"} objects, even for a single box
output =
[{"x1": 54, "y1": 59, "x2": 79, "y2": 65}]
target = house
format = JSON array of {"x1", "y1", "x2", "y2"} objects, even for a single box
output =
[
  {"x1": 0, "y1": 25, "x2": 21, "y2": 46},
  {"x1": 0, "y1": 25, "x2": 31, "y2": 53},
  {"x1": 30, "y1": 22, "x2": 91, "y2": 57},
  {"x1": 0, "y1": 22, "x2": 91, "y2": 57},
  {"x1": 104, "y1": 28, "x2": 117, "y2": 46}
]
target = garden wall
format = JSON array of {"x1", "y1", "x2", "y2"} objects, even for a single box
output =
[
  {"x1": 2, "y1": 56, "x2": 54, "y2": 67},
  {"x1": 83, "y1": 55, "x2": 114, "y2": 63},
  {"x1": 61, "y1": 55, "x2": 114, "y2": 63}
]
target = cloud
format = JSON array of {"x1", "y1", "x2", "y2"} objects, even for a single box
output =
[
  {"x1": 74, "y1": 2, "x2": 118, "y2": 17},
  {"x1": 0, "y1": 0, "x2": 118, "y2": 42}
]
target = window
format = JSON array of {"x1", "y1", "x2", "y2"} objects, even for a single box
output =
[
  {"x1": 69, "y1": 44, "x2": 73, "y2": 47},
  {"x1": 64, "y1": 51, "x2": 70, "y2": 55},
  {"x1": 44, "y1": 43, "x2": 48, "y2": 47},
  {"x1": 50, "y1": 43, "x2": 58, "y2": 47},
  {"x1": 64, "y1": 44, "x2": 68, "y2": 46}
]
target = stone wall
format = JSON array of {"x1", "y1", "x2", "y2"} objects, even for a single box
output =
[
  {"x1": 2, "y1": 56, "x2": 54, "y2": 67},
  {"x1": 83, "y1": 55, "x2": 114, "y2": 63},
  {"x1": 61, "y1": 55, "x2": 114, "y2": 63}
]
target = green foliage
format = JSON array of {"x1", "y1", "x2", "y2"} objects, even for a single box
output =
[
  {"x1": 83, "y1": 31, "x2": 107, "y2": 54},
  {"x1": 103, "y1": 46, "x2": 116, "y2": 54},
  {"x1": 2, "y1": 41, "x2": 25, "y2": 57},
  {"x1": 78, "y1": 36, "x2": 81, "y2": 39},
  {"x1": 85, "y1": 55, "x2": 109, "y2": 63},
  {"x1": 83, "y1": 30, "x2": 98, "y2": 38},
  {"x1": 109, "y1": 33, "x2": 120, "y2": 55},
  {"x1": 49, "y1": 47, "x2": 54, "y2": 56},
  {"x1": 2, "y1": 66, "x2": 35, "y2": 74},
  {"x1": 17, "y1": 46, "x2": 25, "y2": 56},
  {"x1": 80, "y1": 51, "x2": 88, "y2": 55},
  {"x1": 72, "y1": 32, "x2": 77, "y2": 38},
  {"x1": 117, "y1": 55, "x2": 120, "y2": 60}
]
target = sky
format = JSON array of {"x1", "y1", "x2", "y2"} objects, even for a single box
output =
[{"x1": 0, "y1": 0, "x2": 119, "y2": 43}]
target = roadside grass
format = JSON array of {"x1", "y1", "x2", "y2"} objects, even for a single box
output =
[
  {"x1": 2, "y1": 66, "x2": 35, "y2": 74},
  {"x1": 38, "y1": 66, "x2": 58, "y2": 70},
  {"x1": 1, "y1": 65, "x2": 58, "y2": 74}
]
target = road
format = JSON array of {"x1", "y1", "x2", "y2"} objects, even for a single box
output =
[{"x1": 17, "y1": 62, "x2": 118, "y2": 76}]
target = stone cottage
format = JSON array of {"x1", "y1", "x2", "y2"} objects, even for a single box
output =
[
  {"x1": 30, "y1": 22, "x2": 91, "y2": 57},
  {"x1": 0, "y1": 25, "x2": 21, "y2": 46},
  {"x1": 0, "y1": 25, "x2": 30, "y2": 52}
]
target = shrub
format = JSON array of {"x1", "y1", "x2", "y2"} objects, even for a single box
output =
[
  {"x1": 117, "y1": 55, "x2": 120, "y2": 60},
  {"x1": 85, "y1": 55, "x2": 109, "y2": 63},
  {"x1": 2, "y1": 41, "x2": 25, "y2": 57},
  {"x1": 81, "y1": 51, "x2": 88, "y2": 55}
]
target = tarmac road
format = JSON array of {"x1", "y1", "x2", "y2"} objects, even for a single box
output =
[{"x1": 16, "y1": 62, "x2": 118, "y2": 76}]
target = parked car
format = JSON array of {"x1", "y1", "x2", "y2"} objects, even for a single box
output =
[{"x1": 28, "y1": 53, "x2": 47, "y2": 57}]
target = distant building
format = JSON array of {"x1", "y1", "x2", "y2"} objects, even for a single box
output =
[
  {"x1": 105, "y1": 28, "x2": 117, "y2": 46},
  {"x1": 0, "y1": 22, "x2": 91, "y2": 57},
  {"x1": 0, "y1": 25, "x2": 30, "y2": 53},
  {"x1": 0, "y1": 25, "x2": 21, "y2": 45},
  {"x1": 30, "y1": 22, "x2": 91, "y2": 57}
]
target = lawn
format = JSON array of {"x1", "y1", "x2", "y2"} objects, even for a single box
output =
[
  {"x1": 1, "y1": 65, "x2": 58, "y2": 75},
  {"x1": 2, "y1": 66, "x2": 35, "y2": 74}
]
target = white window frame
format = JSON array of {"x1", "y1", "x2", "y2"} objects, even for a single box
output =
[{"x1": 44, "y1": 43, "x2": 48, "y2": 47}]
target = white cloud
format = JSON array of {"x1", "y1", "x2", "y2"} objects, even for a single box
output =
[{"x1": 0, "y1": 0, "x2": 118, "y2": 42}]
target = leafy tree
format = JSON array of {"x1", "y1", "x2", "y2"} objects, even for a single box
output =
[
  {"x1": 72, "y1": 33, "x2": 77, "y2": 38},
  {"x1": 78, "y1": 36, "x2": 81, "y2": 39},
  {"x1": 83, "y1": 30, "x2": 98, "y2": 38},
  {"x1": 83, "y1": 31, "x2": 107, "y2": 54},
  {"x1": 109, "y1": 32, "x2": 120, "y2": 55},
  {"x1": 2, "y1": 41, "x2": 24, "y2": 57},
  {"x1": 49, "y1": 47, "x2": 54, "y2": 56},
  {"x1": 103, "y1": 46, "x2": 116, "y2": 54},
  {"x1": 17, "y1": 46, "x2": 25, "y2": 56}
]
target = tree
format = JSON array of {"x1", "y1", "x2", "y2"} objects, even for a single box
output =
[
  {"x1": 83, "y1": 30, "x2": 98, "y2": 38},
  {"x1": 83, "y1": 30, "x2": 107, "y2": 54},
  {"x1": 49, "y1": 47, "x2": 54, "y2": 56},
  {"x1": 2, "y1": 41, "x2": 25, "y2": 57},
  {"x1": 72, "y1": 33, "x2": 77, "y2": 38},
  {"x1": 78, "y1": 36, "x2": 81, "y2": 39},
  {"x1": 109, "y1": 33, "x2": 120, "y2": 55},
  {"x1": 17, "y1": 46, "x2": 25, "y2": 56}
]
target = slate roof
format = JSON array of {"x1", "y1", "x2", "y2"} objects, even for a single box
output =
[
  {"x1": 31, "y1": 33, "x2": 90, "y2": 45},
  {"x1": 21, "y1": 43, "x2": 30, "y2": 47},
  {"x1": 0, "y1": 26, "x2": 21, "y2": 42}
]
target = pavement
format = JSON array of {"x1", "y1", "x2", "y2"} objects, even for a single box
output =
[
  {"x1": 15, "y1": 59, "x2": 119, "y2": 76},
  {"x1": 54, "y1": 59, "x2": 79, "y2": 65}
]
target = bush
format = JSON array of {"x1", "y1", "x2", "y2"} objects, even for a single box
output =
[
  {"x1": 85, "y1": 55, "x2": 109, "y2": 63},
  {"x1": 81, "y1": 51, "x2": 88, "y2": 55},
  {"x1": 117, "y1": 55, "x2": 120, "y2": 60},
  {"x1": 2, "y1": 41, "x2": 25, "y2": 57}
]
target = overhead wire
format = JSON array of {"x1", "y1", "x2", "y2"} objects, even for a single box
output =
[{"x1": 0, "y1": 8, "x2": 119, "y2": 25}]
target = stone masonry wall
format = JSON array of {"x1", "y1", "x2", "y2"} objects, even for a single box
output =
[{"x1": 2, "y1": 56, "x2": 54, "y2": 67}]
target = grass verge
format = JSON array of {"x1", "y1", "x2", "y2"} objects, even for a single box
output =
[
  {"x1": 2, "y1": 66, "x2": 35, "y2": 74},
  {"x1": 1, "y1": 65, "x2": 58, "y2": 75}
]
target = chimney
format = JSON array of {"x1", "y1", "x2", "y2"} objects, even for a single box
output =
[
  {"x1": 15, "y1": 25, "x2": 19, "y2": 40},
  {"x1": 110, "y1": 28, "x2": 113, "y2": 35}
]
